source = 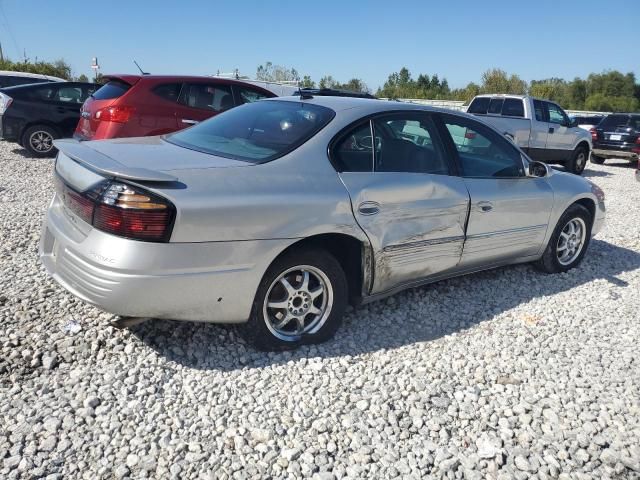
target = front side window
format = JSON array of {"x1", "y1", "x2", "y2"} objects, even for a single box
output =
[
  {"x1": 372, "y1": 114, "x2": 449, "y2": 174},
  {"x1": 179, "y1": 83, "x2": 234, "y2": 112},
  {"x1": 442, "y1": 114, "x2": 524, "y2": 178},
  {"x1": 547, "y1": 102, "x2": 568, "y2": 125},
  {"x1": 166, "y1": 100, "x2": 334, "y2": 163},
  {"x1": 236, "y1": 86, "x2": 271, "y2": 104}
]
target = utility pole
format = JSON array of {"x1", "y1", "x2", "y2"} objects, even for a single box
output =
[{"x1": 0, "y1": 41, "x2": 4, "y2": 62}]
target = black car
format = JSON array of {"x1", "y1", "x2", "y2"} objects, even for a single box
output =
[
  {"x1": 591, "y1": 113, "x2": 640, "y2": 165},
  {"x1": 0, "y1": 81, "x2": 98, "y2": 157},
  {"x1": 294, "y1": 88, "x2": 376, "y2": 99}
]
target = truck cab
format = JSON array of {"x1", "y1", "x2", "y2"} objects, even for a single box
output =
[{"x1": 467, "y1": 95, "x2": 592, "y2": 174}]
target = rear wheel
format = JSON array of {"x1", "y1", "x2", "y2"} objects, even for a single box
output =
[
  {"x1": 590, "y1": 154, "x2": 605, "y2": 164},
  {"x1": 242, "y1": 248, "x2": 348, "y2": 350},
  {"x1": 566, "y1": 145, "x2": 588, "y2": 174},
  {"x1": 535, "y1": 204, "x2": 592, "y2": 274},
  {"x1": 21, "y1": 125, "x2": 59, "y2": 158}
]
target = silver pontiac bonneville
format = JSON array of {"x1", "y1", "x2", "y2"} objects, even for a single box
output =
[{"x1": 40, "y1": 96, "x2": 605, "y2": 350}]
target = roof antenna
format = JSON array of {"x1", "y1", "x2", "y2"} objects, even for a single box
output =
[
  {"x1": 298, "y1": 79, "x2": 313, "y2": 100},
  {"x1": 133, "y1": 60, "x2": 149, "y2": 75}
]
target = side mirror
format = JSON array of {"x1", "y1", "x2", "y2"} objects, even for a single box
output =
[{"x1": 528, "y1": 160, "x2": 549, "y2": 178}]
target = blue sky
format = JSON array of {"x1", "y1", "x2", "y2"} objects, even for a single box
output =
[{"x1": 1, "y1": 0, "x2": 638, "y2": 90}]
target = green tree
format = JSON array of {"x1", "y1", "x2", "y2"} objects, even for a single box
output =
[
  {"x1": 0, "y1": 57, "x2": 72, "y2": 79},
  {"x1": 480, "y1": 68, "x2": 527, "y2": 94},
  {"x1": 300, "y1": 75, "x2": 315, "y2": 88},
  {"x1": 256, "y1": 61, "x2": 299, "y2": 82},
  {"x1": 76, "y1": 73, "x2": 89, "y2": 82}
]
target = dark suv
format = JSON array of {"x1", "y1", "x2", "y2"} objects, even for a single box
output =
[
  {"x1": 74, "y1": 75, "x2": 276, "y2": 140},
  {"x1": 590, "y1": 113, "x2": 640, "y2": 164},
  {"x1": 0, "y1": 82, "x2": 97, "y2": 157}
]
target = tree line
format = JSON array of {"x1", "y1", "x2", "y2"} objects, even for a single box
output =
[
  {"x1": 3, "y1": 56, "x2": 638, "y2": 112},
  {"x1": 257, "y1": 62, "x2": 640, "y2": 112}
]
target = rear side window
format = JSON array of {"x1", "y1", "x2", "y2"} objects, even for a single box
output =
[
  {"x1": 92, "y1": 80, "x2": 131, "y2": 100},
  {"x1": 502, "y1": 98, "x2": 524, "y2": 117},
  {"x1": 236, "y1": 86, "x2": 271, "y2": 104},
  {"x1": 153, "y1": 83, "x2": 182, "y2": 103},
  {"x1": 54, "y1": 86, "x2": 83, "y2": 103},
  {"x1": 166, "y1": 100, "x2": 335, "y2": 163},
  {"x1": 179, "y1": 83, "x2": 234, "y2": 112},
  {"x1": 333, "y1": 122, "x2": 373, "y2": 172},
  {"x1": 467, "y1": 97, "x2": 490, "y2": 114}
]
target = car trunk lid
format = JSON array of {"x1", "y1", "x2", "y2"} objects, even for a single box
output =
[{"x1": 76, "y1": 75, "x2": 140, "y2": 139}]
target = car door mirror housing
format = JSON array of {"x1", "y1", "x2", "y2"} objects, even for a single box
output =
[{"x1": 528, "y1": 160, "x2": 549, "y2": 178}]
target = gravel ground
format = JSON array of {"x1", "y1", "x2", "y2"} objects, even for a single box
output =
[{"x1": 1, "y1": 140, "x2": 639, "y2": 480}]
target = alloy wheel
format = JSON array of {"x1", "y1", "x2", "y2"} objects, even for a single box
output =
[
  {"x1": 556, "y1": 217, "x2": 586, "y2": 265},
  {"x1": 263, "y1": 265, "x2": 333, "y2": 341},
  {"x1": 29, "y1": 130, "x2": 54, "y2": 153}
]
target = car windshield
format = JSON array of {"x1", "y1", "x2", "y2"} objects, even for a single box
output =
[{"x1": 166, "y1": 100, "x2": 335, "y2": 163}]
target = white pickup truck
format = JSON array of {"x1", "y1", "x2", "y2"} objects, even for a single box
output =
[{"x1": 467, "y1": 94, "x2": 592, "y2": 174}]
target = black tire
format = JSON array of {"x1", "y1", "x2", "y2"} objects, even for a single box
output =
[
  {"x1": 534, "y1": 204, "x2": 592, "y2": 274},
  {"x1": 242, "y1": 248, "x2": 348, "y2": 351},
  {"x1": 590, "y1": 154, "x2": 605, "y2": 164},
  {"x1": 21, "y1": 125, "x2": 59, "y2": 158},
  {"x1": 566, "y1": 145, "x2": 588, "y2": 175}
]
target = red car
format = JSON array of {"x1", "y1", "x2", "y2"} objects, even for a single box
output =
[{"x1": 74, "y1": 74, "x2": 276, "y2": 140}]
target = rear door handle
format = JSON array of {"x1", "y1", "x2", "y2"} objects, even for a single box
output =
[
  {"x1": 181, "y1": 119, "x2": 199, "y2": 125},
  {"x1": 477, "y1": 201, "x2": 493, "y2": 212},
  {"x1": 358, "y1": 201, "x2": 380, "y2": 216}
]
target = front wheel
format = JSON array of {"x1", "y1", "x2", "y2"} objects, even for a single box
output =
[
  {"x1": 535, "y1": 204, "x2": 592, "y2": 274},
  {"x1": 566, "y1": 146, "x2": 588, "y2": 175},
  {"x1": 242, "y1": 248, "x2": 348, "y2": 350}
]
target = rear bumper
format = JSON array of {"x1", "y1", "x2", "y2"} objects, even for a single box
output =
[
  {"x1": 592, "y1": 147, "x2": 639, "y2": 160},
  {"x1": 39, "y1": 194, "x2": 293, "y2": 323}
]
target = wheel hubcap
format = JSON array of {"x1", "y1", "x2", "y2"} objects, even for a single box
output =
[
  {"x1": 576, "y1": 152, "x2": 586, "y2": 169},
  {"x1": 556, "y1": 217, "x2": 586, "y2": 265},
  {"x1": 29, "y1": 131, "x2": 53, "y2": 152},
  {"x1": 263, "y1": 265, "x2": 333, "y2": 341}
]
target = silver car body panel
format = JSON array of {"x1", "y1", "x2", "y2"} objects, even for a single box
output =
[{"x1": 41, "y1": 96, "x2": 605, "y2": 323}]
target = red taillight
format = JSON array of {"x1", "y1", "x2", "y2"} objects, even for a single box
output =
[
  {"x1": 55, "y1": 176, "x2": 174, "y2": 242},
  {"x1": 95, "y1": 105, "x2": 135, "y2": 123},
  {"x1": 590, "y1": 127, "x2": 598, "y2": 141}
]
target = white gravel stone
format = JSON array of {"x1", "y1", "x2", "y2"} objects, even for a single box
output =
[{"x1": 0, "y1": 143, "x2": 639, "y2": 480}]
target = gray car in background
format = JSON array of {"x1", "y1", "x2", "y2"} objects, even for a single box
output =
[{"x1": 40, "y1": 96, "x2": 606, "y2": 350}]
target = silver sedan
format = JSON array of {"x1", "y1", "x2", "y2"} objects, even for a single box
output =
[{"x1": 40, "y1": 96, "x2": 606, "y2": 350}]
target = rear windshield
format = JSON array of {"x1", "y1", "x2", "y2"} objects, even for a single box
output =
[
  {"x1": 166, "y1": 100, "x2": 335, "y2": 163},
  {"x1": 467, "y1": 97, "x2": 490, "y2": 114},
  {"x1": 599, "y1": 114, "x2": 629, "y2": 129},
  {"x1": 92, "y1": 80, "x2": 131, "y2": 100}
]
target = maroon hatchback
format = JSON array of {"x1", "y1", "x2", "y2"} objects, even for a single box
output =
[{"x1": 74, "y1": 74, "x2": 276, "y2": 140}]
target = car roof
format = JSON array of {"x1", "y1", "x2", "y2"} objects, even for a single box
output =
[
  {"x1": 105, "y1": 73, "x2": 275, "y2": 86},
  {"x1": 0, "y1": 70, "x2": 66, "y2": 82},
  {"x1": 267, "y1": 95, "x2": 458, "y2": 115}
]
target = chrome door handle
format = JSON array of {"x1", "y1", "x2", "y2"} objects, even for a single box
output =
[
  {"x1": 181, "y1": 119, "x2": 199, "y2": 125},
  {"x1": 358, "y1": 201, "x2": 380, "y2": 216},
  {"x1": 477, "y1": 201, "x2": 493, "y2": 212}
]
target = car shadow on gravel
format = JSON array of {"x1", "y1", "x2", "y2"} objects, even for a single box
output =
[{"x1": 130, "y1": 239, "x2": 640, "y2": 371}]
